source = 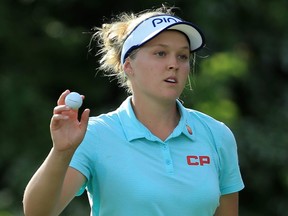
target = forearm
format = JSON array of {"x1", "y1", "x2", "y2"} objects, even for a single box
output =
[
  {"x1": 214, "y1": 193, "x2": 239, "y2": 216},
  {"x1": 23, "y1": 148, "x2": 74, "y2": 216}
]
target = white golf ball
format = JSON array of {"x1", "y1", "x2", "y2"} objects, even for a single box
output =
[{"x1": 65, "y1": 92, "x2": 83, "y2": 110}]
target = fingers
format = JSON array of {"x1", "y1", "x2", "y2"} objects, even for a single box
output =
[
  {"x1": 51, "y1": 113, "x2": 69, "y2": 121},
  {"x1": 50, "y1": 106, "x2": 70, "y2": 129},
  {"x1": 57, "y1": 90, "x2": 85, "y2": 107},
  {"x1": 53, "y1": 105, "x2": 71, "y2": 114},
  {"x1": 80, "y1": 109, "x2": 90, "y2": 130},
  {"x1": 52, "y1": 90, "x2": 89, "y2": 125},
  {"x1": 57, "y1": 90, "x2": 70, "y2": 106}
]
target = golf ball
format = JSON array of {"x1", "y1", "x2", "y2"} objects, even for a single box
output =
[{"x1": 65, "y1": 92, "x2": 83, "y2": 110}]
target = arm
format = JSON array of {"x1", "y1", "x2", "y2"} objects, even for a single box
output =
[
  {"x1": 214, "y1": 192, "x2": 239, "y2": 216},
  {"x1": 23, "y1": 90, "x2": 90, "y2": 216}
]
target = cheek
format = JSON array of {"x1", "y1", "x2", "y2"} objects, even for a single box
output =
[
  {"x1": 181, "y1": 64, "x2": 191, "y2": 77},
  {"x1": 136, "y1": 61, "x2": 156, "y2": 78},
  {"x1": 130, "y1": 62, "x2": 153, "y2": 85}
]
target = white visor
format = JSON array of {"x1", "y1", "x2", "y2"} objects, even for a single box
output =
[{"x1": 121, "y1": 14, "x2": 205, "y2": 64}]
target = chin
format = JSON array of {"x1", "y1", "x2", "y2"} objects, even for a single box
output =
[{"x1": 158, "y1": 93, "x2": 180, "y2": 103}]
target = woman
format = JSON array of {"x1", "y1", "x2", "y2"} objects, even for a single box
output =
[{"x1": 23, "y1": 5, "x2": 244, "y2": 216}]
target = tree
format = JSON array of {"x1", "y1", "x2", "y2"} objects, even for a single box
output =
[{"x1": 0, "y1": 0, "x2": 287, "y2": 215}]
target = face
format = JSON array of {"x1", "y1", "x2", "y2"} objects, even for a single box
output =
[{"x1": 124, "y1": 30, "x2": 191, "y2": 103}]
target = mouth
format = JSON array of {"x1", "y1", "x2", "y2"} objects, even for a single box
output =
[{"x1": 164, "y1": 78, "x2": 177, "y2": 83}]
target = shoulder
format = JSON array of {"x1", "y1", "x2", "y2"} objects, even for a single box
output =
[
  {"x1": 84, "y1": 108, "x2": 127, "y2": 143},
  {"x1": 87, "y1": 96, "x2": 132, "y2": 130},
  {"x1": 186, "y1": 108, "x2": 231, "y2": 134},
  {"x1": 72, "y1": 110, "x2": 122, "y2": 161},
  {"x1": 184, "y1": 107, "x2": 236, "y2": 150},
  {"x1": 186, "y1": 109, "x2": 239, "y2": 165},
  {"x1": 87, "y1": 110, "x2": 120, "y2": 130}
]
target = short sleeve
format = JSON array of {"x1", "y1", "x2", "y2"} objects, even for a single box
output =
[{"x1": 217, "y1": 124, "x2": 244, "y2": 195}]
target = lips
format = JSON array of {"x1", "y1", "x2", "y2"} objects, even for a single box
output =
[{"x1": 165, "y1": 77, "x2": 177, "y2": 83}]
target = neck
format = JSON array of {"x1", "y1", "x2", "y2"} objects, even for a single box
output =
[{"x1": 131, "y1": 95, "x2": 180, "y2": 141}]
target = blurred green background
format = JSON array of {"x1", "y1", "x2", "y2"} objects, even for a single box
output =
[{"x1": 0, "y1": 0, "x2": 287, "y2": 215}]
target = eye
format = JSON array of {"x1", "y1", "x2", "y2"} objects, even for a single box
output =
[
  {"x1": 178, "y1": 54, "x2": 190, "y2": 61},
  {"x1": 155, "y1": 51, "x2": 166, "y2": 57}
]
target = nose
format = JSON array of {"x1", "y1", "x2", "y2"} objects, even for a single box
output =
[{"x1": 167, "y1": 56, "x2": 179, "y2": 70}]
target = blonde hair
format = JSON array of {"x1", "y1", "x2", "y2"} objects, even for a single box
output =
[{"x1": 90, "y1": 5, "x2": 176, "y2": 93}]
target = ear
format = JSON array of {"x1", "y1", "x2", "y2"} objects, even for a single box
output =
[{"x1": 123, "y1": 58, "x2": 134, "y2": 76}]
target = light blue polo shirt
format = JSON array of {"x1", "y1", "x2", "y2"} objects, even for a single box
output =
[{"x1": 69, "y1": 96, "x2": 244, "y2": 216}]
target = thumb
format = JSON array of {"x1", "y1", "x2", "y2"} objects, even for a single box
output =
[{"x1": 79, "y1": 109, "x2": 90, "y2": 132}]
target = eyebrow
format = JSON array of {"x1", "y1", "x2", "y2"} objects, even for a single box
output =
[{"x1": 148, "y1": 43, "x2": 190, "y2": 51}]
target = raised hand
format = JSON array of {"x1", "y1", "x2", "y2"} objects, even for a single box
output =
[{"x1": 50, "y1": 90, "x2": 90, "y2": 153}]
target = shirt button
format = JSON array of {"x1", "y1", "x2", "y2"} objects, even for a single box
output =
[{"x1": 166, "y1": 160, "x2": 171, "y2": 165}]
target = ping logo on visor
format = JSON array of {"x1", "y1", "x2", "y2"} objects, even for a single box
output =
[
  {"x1": 151, "y1": 16, "x2": 179, "y2": 27},
  {"x1": 120, "y1": 14, "x2": 205, "y2": 64}
]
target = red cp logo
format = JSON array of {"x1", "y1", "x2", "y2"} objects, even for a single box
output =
[{"x1": 186, "y1": 155, "x2": 210, "y2": 166}]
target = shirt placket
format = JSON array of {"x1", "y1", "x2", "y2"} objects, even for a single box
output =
[{"x1": 161, "y1": 142, "x2": 174, "y2": 174}]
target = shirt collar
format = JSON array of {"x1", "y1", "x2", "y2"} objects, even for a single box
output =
[{"x1": 117, "y1": 96, "x2": 195, "y2": 142}]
